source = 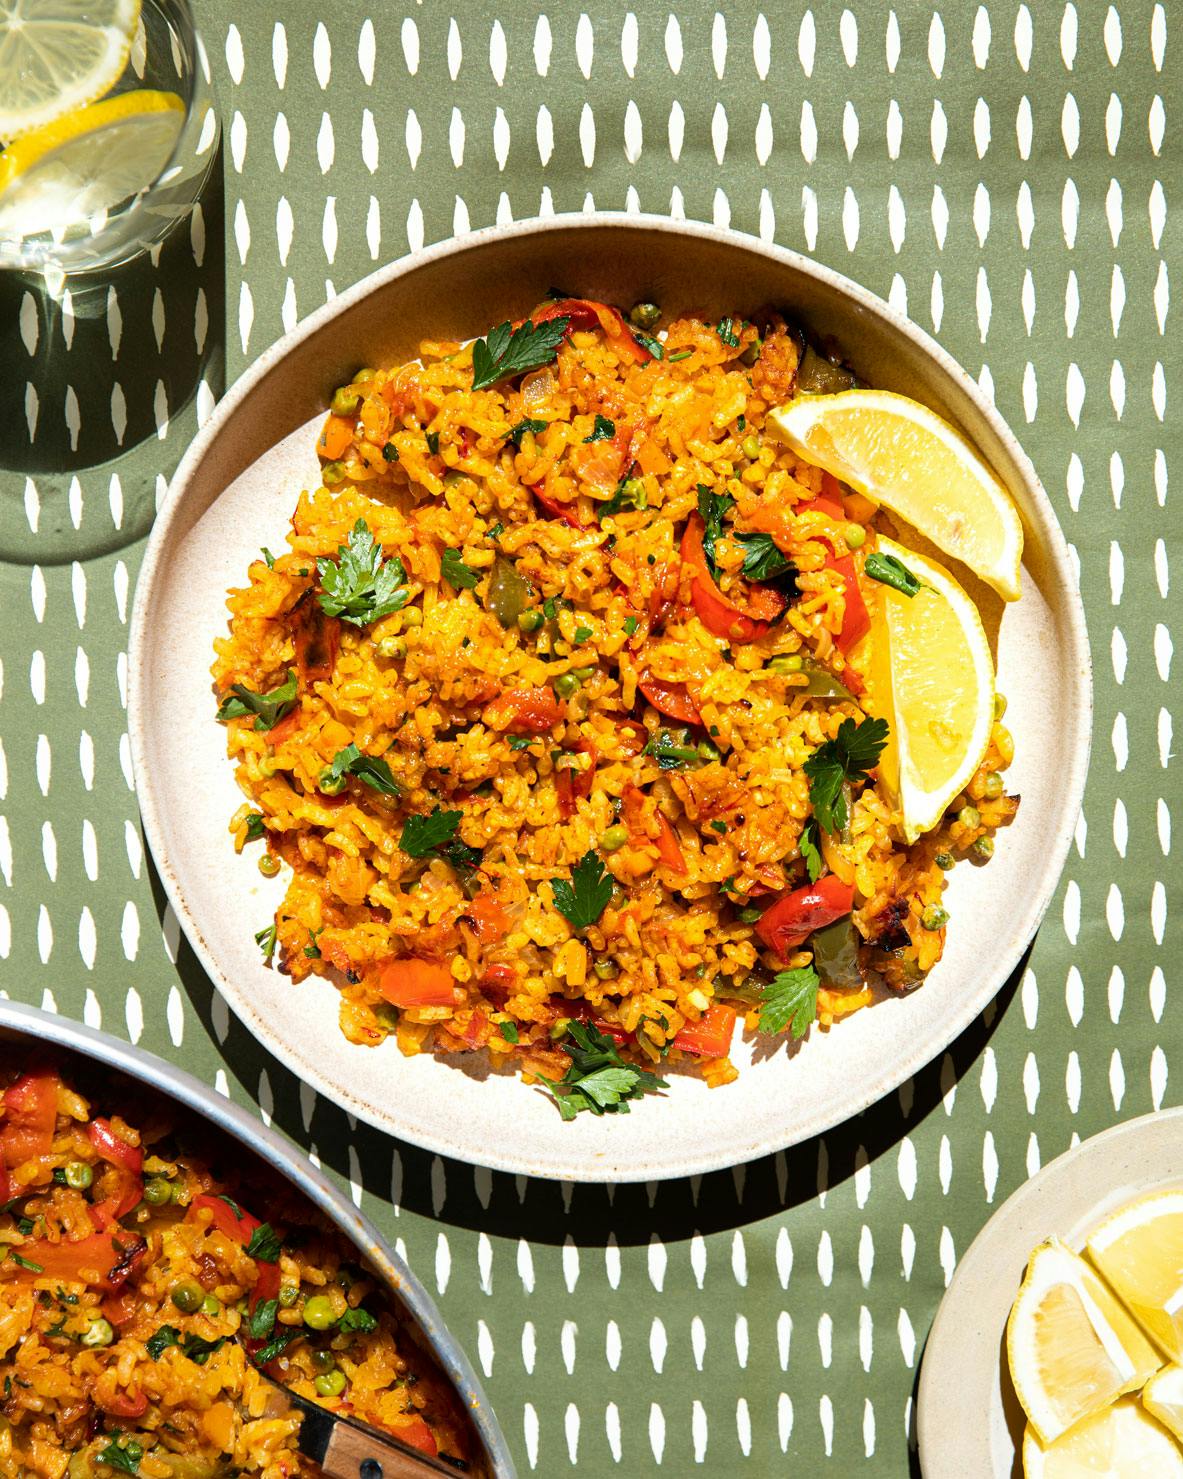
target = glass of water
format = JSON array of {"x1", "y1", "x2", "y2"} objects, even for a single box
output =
[{"x1": 0, "y1": 0, "x2": 218, "y2": 279}]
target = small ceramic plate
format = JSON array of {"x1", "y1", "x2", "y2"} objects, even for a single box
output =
[
  {"x1": 918, "y1": 1110, "x2": 1183, "y2": 1476},
  {"x1": 129, "y1": 215, "x2": 1092, "y2": 1181}
]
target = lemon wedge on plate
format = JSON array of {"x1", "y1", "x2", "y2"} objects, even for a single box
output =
[
  {"x1": 769, "y1": 389, "x2": 1024, "y2": 601},
  {"x1": 0, "y1": 89, "x2": 184, "y2": 240},
  {"x1": 1085, "y1": 1191, "x2": 1183, "y2": 1361},
  {"x1": 1143, "y1": 1365, "x2": 1183, "y2": 1443},
  {"x1": 865, "y1": 534, "x2": 995, "y2": 843},
  {"x1": 0, "y1": 0, "x2": 141, "y2": 138},
  {"x1": 1007, "y1": 1239, "x2": 1163, "y2": 1446},
  {"x1": 1022, "y1": 1397, "x2": 1183, "y2": 1477}
]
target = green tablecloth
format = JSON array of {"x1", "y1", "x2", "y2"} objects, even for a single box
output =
[{"x1": 2, "y1": 2, "x2": 1177, "y2": 1471}]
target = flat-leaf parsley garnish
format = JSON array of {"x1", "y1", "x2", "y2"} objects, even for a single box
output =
[
  {"x1": 736, "y1": 531, "x2": 795, "y2": 582},
  {"x1": 540, "y1": 1021, "x2": 667, "y2": 1120},
  {"x1": 864, "y1": 551, "x2": 926, "y2": 598},
  {"x1": 471, "y1": 316, "x2": 571, "y2": 392},
  {"x1": 320, "y1": 743, "x2": 403, "y2": 797},
  {"x1": 757, "y1": 965, "x2": 821, "y2": 1038},
  {"x1": 803, "y1": 715, "x2": 890, "y2": 834},
  {"x1": 96, "y1": 1440, "x2": 142, "y2": 1475},
  {"x1": 244, "y1": 1222, "x2": 282, "y2": 1263},
  {"x1": 507, "y1": 417, "x2": 547, "y2": 447},
  {"x1": 316, "y1": 519, "x2": 409, "y2": 627},
  {"x1": 696, "y1": 484, "x2": 735, "y2": 577},
  {"x1": 440, "y1": 547, "x2": 481, "y2": 591},
  {"x1": 216, "y1": 669, "x2": 297, "y2": 731},
  {"x1": 551, "y1": 849, "x2": 613, "y2": 930},
  {"x1": 400, "y1": 806, "x2": 463, "y2": 857},
  {"x1": 583, "y1": 414, "x2": 616, "y2": 443},
  {"x1": 798, "y1": 820, "x2": 824, "y2": 884}
]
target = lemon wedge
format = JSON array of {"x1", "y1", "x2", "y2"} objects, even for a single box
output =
[
  {"x1": 1022, "y1": 1397, "x2": 1183, "y2": 1477},
  {"x1": 0, "y1": 89, "x2": 183, "y2": 241},
  {"x1": 0, "y1": 0, "x2": 141, "y2": 138},
  {"x1": 1007, "y1": 1239, "x2": 1163, "y2": 1446},
  {"x1": 1143, "y1": 1365, "x2": 1183, "y2": 1443},
  {"x1": 864, "y1": 534, "x2": 995, "y2": 843},
  {"x1": 769, "y1": 389, "x2": 1024, "y2": 601},
  {"x1": 1086, "y1": 1191, "x2": 1183, "y2": 1361}
]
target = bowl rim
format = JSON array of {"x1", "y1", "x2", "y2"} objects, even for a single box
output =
[
  {"x1": 129, "y1": 211, "x2": 1093, "y2": 1180},
  {"x1": 0, "y1": 997, "x2": 516, "y2": 1477}
]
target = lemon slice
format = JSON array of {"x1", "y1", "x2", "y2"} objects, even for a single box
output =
[
  {"x1": 769, "y1": 389, "x2": 1024, "y2": 601},
  {"x1": 1143, "y1": 1365, "x2": 1183, "y2": 1443},
  {"x1": 865, "y1": 534, "x2": 994, "y2": 843},
  {"x1": 1022, "y1": 1398, "x2": 1183, "y2": 1477},
  {"x1": 0, "y1": 89, "x2": 183, "y2": 240},
  {"x1": 1007, "y1": 1239, "x2": 1163, "y2": 1446},
  {"x1": 1086, "y1": 1191, "x2": 1183, "y2": 1361},
  {"x1": 0, "y1": 0, "x2": 141, "y2": 138}
]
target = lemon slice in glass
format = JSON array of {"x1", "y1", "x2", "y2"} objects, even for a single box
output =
[
  {"x1": 1022, "y1": 1397, "x2": 1183, "y2": 1477},
  {"x1": 769, "y1": 389, "x2": 1024, "y2": 602},
  {"x1": 1143, "y1": 1365, "x2": 1183, "y2": 1443},
  {"x1": 1086, "y1": 1191, "x2": 1183, "y2": 1361},
  {"x1": 0, "y1": 89, "x2": 183, "y2": 240},
  {"x1": 0, "y1": 0, "x2": 141, "y2": 138},
  {"x1": 1007, "y1": 1239, "x2": 1162, "y2": 1446},
  {"x1": 864, "y1": 534, "x2": 995, "y2": 843}
]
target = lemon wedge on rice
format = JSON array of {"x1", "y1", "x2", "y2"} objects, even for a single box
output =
[
  {"x1": 768, "y1": 389, "x2": 1024, "y2": 602},
  {"x1": 0, "y1": 89, "x2": 183, "y2": 241},
  {"x1": 865, "y1": 534, "x2": 995, "y2": 843},
  {"x1": 0, "y1": 0, "x2": 141, "y2": 138},
  {"x1": 1143, "y1": 1365, "x2": 1183, "y2": 1444},
  {"x1": 1085, "y1": 1191, "x2": 1183, "y2": 1362},
  {"x1": 1022, "y1": 1397, "x2": 1183, "y2": 1478},
  {"x1": 1007, "y1": 1238, "x2": 1163, "y2": 1446}
]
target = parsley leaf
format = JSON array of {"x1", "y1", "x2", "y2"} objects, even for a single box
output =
[
  {"x1": 316, "y1": 520, "x2": 409, "y2": 627},
  {"x1": 245, "y1": 1223, "x2": 282, "y2": 1263},
  {"x1": 441, "y1": 547, "x2": 480, "y2": 591},
  {"x1": 400, "y1": 806, "x2": 462, "y2": 857},
  {"x1": 255, "y1": 925, "x2": 277, "y2": 961},
  {"x1": 216, "y1": 670, "x2": 298, "y2": 731},
  {"x1": 499, "y1": 1021, "x2": 520, "y2": 1043},
  {"x1": 643, "y1": 730, "x2": 701, "y2": 770},
  {"x1": 244, "y1": 812, "x2": 267, "y2": 842},
  {"x1": 551, "y1": 849, "x2": 613, "y2": 930},
  {"x1": 508, "y1": 734, "x2": 536, "y2": 751},
  {"x1": 583, "y1": 415, "x2": 615, "y2": 443},
  {"x1": 182, "y1": 1333, "x2": 232, "y2": 1365},
  {"x1": 471, "y1": 317, "x2": 570, "y2": 392},
  {"x1": 506, "y1": 418, "x2": 547, "y2": 447},
  {"x1": 97, "y1": 1441, "x2": 141, "y2": 1475},
  {"x1": 247, "y1": 1298, "x2": 279, "y2": 1341},
  {"x1": 864, "y1": 551, "x2": 925, "y2": 598},
  {"x1": 540, "y1": 1022, "x2": 667, "y2": 1119},
  {"x1": 716, "y1": 317, "x2": 740, "y2": 348},
  {"x1": 250, "y1": 1327, "x2": 303, "y2": 1366},
  {"x1": 696, "y1": 484, "x2": 735, "y2": 578},
  {"x1": 599, "y1": 475, "x2": 647, "y2": 520},
  {"x1": 803, "y1": 716, "x2": 890, "y2": 834},
  {"x1": 438, "y1": 836, "x2": 483, "y2": 877},
  {"x1": 425, "y1": 430, "x2": 440, "y2": 455},
  {"x1": 381, "y1": 441, "x2": 399, "y2": 462},
  {"x1": 758, "y1": 966, "x2": 821, "y2": 1038},
  {"x1": 146, "y1": 1325, "x2": 181, "y2": 1360},
  {"x1": 338, "y1": 1306, "x2": 379, "y2": 1334},
  {"x1": 631, "y1": 329, "x2": 664, "y2": 359},
  {"x1": 321, "y1": 743, "x2": 403, "y2": 798},
  {"x1": 737, "y1": 531, "x2": 795, "y2": 582},
  {"x1": 798, "y1": 821, "x2": 824, "y2": 884},
  {"x1": 260, "y1": 547, "x2": 276, "y2": 568}
]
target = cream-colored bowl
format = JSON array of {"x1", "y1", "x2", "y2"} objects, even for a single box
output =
[{"x1": 129, "y1": 215, "x2": 1091, "y2": 1182}]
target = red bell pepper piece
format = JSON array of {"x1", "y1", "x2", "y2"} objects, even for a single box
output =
[
  {"x1": 464, "y1": 893, "x2": 510, "y2": 943},
  {"x1": 1, "y1": 1069, "x2": 59, "y2": 1168},
  {"x1": 188, "y1": 1193, "x2": 262, "y2": 1245},
  {"x1": 755, "y1": 876, "x2": 855, "y2": 961},
  {"x1": 378, "y1": 959, "x2": 456, "y2": 1009},
  {"x1": 637, "y1": 671, "x2": 701, "y2": 726},
  {"x1": 531, "y1": 298, "x2": 652, "y2": 364},
  {"x1": 681, "y1": 514, "x2": 786, "y2": 643},
  {"x1": 556, "y1": 742, "x2": 597, "y2": 819},
  {"x1": 673, "y1": 1003, "x2": 738, "y2": 1057},
  {"x1": 99, "y1": 1388, "x2": 149, "y2": 1420},
  {"x1": 384, "y1": 1415, "x2": 439, "y2": 1457},
  {"x1": 826, "y1": 554, "x2": 870, "y2": 653},
  {"x1": 87, "y1": 1118, "x2": 144, "y2": 1221},
  {"x1": 654, "y1": 813, "x2": 687, "y2": 874},
  {"x1": 483, "y1": 685, "x2": 563, "y2": 734},
  {"x1": 11, "y1": 1230, "x2": 124, "y2": 1289},
  {"x1": 530, "y1": 486, "x2": 584, "y2": 528}
]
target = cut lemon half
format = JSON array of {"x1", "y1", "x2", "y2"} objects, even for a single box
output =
[
  {"x1": 1022, "y1": 1398, "x2": 1183, "y2": 1477},
  {"x1": 865, "y1": 534, "x2": 994, "y2": 843},
  {"x1": 1086, "y1": 1191, "x2": 1183, "y2": 1361},
  {"x1": 0, "y1": 0, "x2": 141, "y2": 138},
  {"x1": 1143, "y1": 1365, "x2": 1183, "y2": 1444},
  {"x1": 769, "y1": 389, "x2": 1024, "y2": 601},
  {"x1": 1007, "y1": 1239, "x2": 1163, "y2": 1446},
  {"x1": 0, "y1": 89, "x2": 183, "y2": 240}
]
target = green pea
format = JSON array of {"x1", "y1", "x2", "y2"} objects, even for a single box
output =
[
  {"x1": 737, "y1": 906, "x2": 763, "y2": 924},
  {"x1": 844, "y1": 524, "x2": 867, "y2": 551},
  {"x1": 330, "y1": 387, "x2": 361, "y2": 418},
  {"x1": 377, "y1": 636, "x2": 407, "y2": 660},
  {"x1": 278, "y1": 1283, "x2": 300, "y2": 1308},
  {"x1": 549, "y1": 1019, "x2": 570, "y2": 1041},
  {"x1": 258, "y1": 853, "x2": 281, "y2": 878},
  {"x1": 958, "y1": 806, "x2": 981, "y2": 830},
  {"x1": 573, "y1": 667, "x2": 595, "y2": 683},
  {"x1": 696, "y1": 740, "x2": 721, "y2": 762},
  {"x1": 983, "y1": 771, "x2": 1004, "y2": 799},
  {"x1": 993, "y1": 692, "x2": 1008, "y2": 720},
  {"x1": 318, "y1": 768, "x2": 347, "y2": 797},
  {"x1": 321, "y1": 460, "x2": 346, "y2": 486},
  {"x1": 553, "y1": 672, "x2": 581, "y2": 699},
  {"x1": 629, "y1": 302, "x2": 661, "y2": 330},
  {"x1": 142, "y1": 1177, "x2": 172, "y2": 1206},
  {"x1": 353, "y1": 368, "x2": 376, "y2": 384},
  {"x1": 593, "y1": 959, "x2": 619, "y2": 980},
  {"x1": 401, "y1": 607, "x2": 423, "y2": 629},
  {"x1": 201, "y1": 1294, "x2": 222, "y2": 1316},
  {"x1": 171, "y1": 1280, "x2": 204, "y2": 1314},
  {"x1": 315, "y1": 1369, "x2": 347, "y2": 1398},
  {"x1": 517, "y1": 609, "x2": 544, "y2": 633},
  {"x1": 742, "y1": 435, "x2": 760, "y2": 460},
  {"x1": 63, "y1": 1161, "x2": 93, "y2": 1190},
  {"x1": 766, "y1": 654, "x2": 804, "y2": 675},
  {"x1": 599, "y1": 824, "x2": 628, "y2": 853},
  {"x1": 311, "y1": 1348, "x2": 338, "y2": 1373},
  {"x1": 81, "y1": 1317, "x2": 115, "y2": 1348},
  {"x1": 934, "y1": 851, "x2": 955, "y2": 871},
  {"x1": 303, "y1": 1294, "x2": 336, "y2": 1330},
  {"x1": 373, "y1": 1003, "x2": 400, "y2": 1030},
  {"x1": 123, "y1": 1442, "x2": 144, "y2": 1464},
  {"x1": 922, "y1": 904, "x2": 950, "y2": 932},
  {"x1": 972, "y1": 836, "x2": 995, "y2": 861},
  {"x1": 170, "y1": 1181, "x2": 191, "y2": 1207}
]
